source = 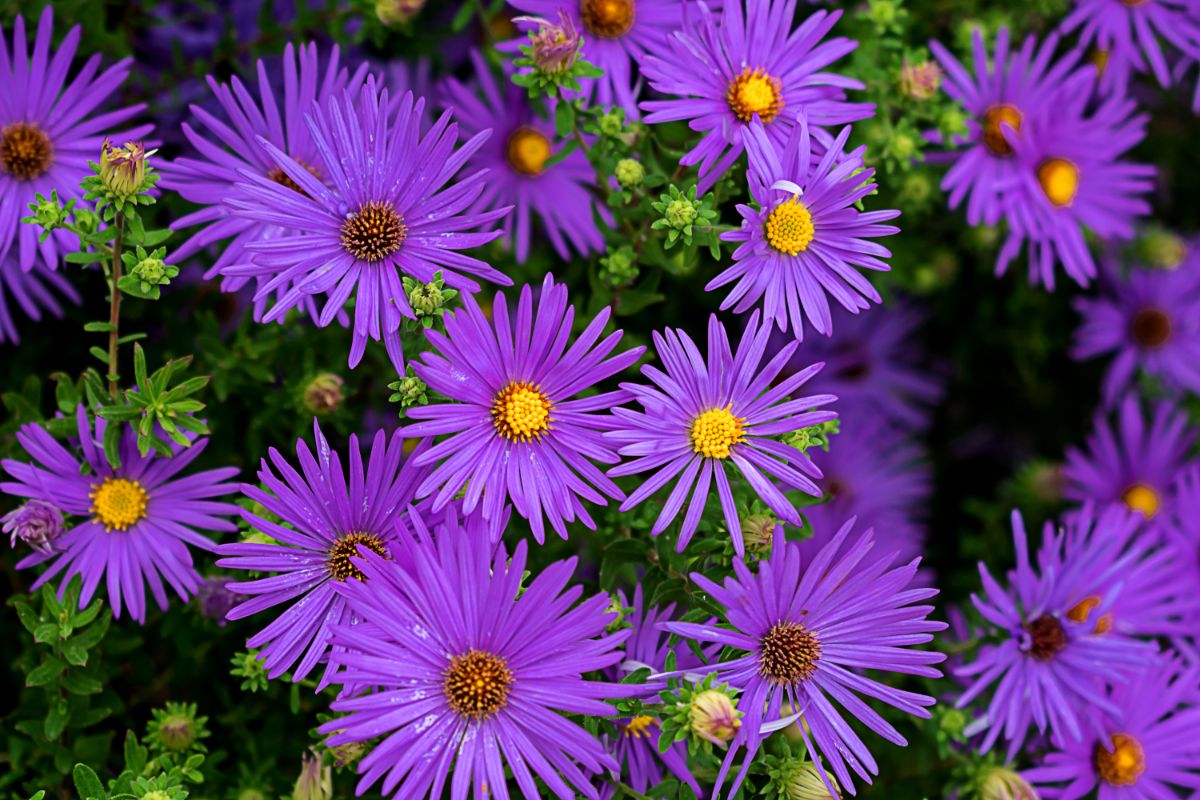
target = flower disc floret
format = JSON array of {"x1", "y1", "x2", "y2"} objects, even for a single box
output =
[{"x1": 91, "y1": 478, "x2": 150, "y2": 531}]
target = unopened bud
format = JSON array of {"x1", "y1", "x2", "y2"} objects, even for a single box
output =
[
  {"x1": 303, "y1": 374, "x2": 345, "y2": 416},
  {"x1": 292, "y1": 751, "x2": 333, "y2": 800},
  {"x1": 615, "y1": 158, "x2": 645, "y2": 189},
  {"x1": 688, "y1": 688, "x2": 741, "y2": 746},
  {"x1": 520, "y1": 11, "x2": 582, "y2": 75},
  {"x1": 1135, "y1": 226, "x2": 1187, "y2": 270},
  {"x1": 100, "y1": 140, "x2": 147, "y2": 198},
  {"x1": 899, "y1": 59, "x2": 941, "y2": 100},
  {"x1": 740, "y1": 513, "x2": 777, "y2": 555},
  {"x1": 3, "y1": 500, "x2": 65, "y2": 554},
  {"x1": 779, "y1": 760, "x2": 841, "y2": 800},
  {"x1": 980, "y1": 767, "x2": 1039, "y2": 800},
  {"x1": 375, "y1": 0, "x2": 425, "y2": 25},
  {"x1": 598, "y1": 111, "x2": 625, "y2": 137}
]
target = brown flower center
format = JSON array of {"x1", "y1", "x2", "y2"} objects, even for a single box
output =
[
  {"x1": 339, "y1": 201, "x2": 407, "y2": 263},
  {"x1": 758, "y1": 621, "x2": 822, "y2": 685},
  {"x1": 267, "y1": 158, "x2": 321, "y2": 197},
  {"x1": 1129, "y1": 308, "x2": 1172, "y2": 348},
  {"x1": 981, "y1": 104, "x2": 1022, "y2": 156},
  {"x1": 1095, "y1": 733, "x2": 1146, "y2": 786},
  {"x1": 327, "y1": 532, "x2": 388, "y2": 581},
  {"x1": 580, "y1": 0, "x2": 634, "y2": 39},
  {"x1": 1025, "y1": 614, "x2": 1067, "y2": 661},
  {"x1": 1, "y1": 122, "x2": 53, "y2": 180},
  {"x1": 443, "y1": 649, "x2": 514, "y2": 720},
  {"x1": 506, "y1": 127, "x2": 553, "y2": 176},
  {"x1": 727, "y1": 67, "x2": 785, "y2": 123}
]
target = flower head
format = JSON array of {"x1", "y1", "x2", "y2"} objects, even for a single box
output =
[
  {"x1": 99, "y1": 139, "x2": 148, "y2": 198},
  {"x1": 3, "y1": 499, "x2": 65, "y2": 554},
  {"x1": 0, "y1": 407, "x2": 239, "y2": 622},
  {"x1": 689, "y1": 689, "x2": 742, "y2": 747},
  {"x1": 899, "y1": 59, "x2": 942, "y2": 99},
  {"x1": 519, "y1": 10, "x2": 584, "y2": 75}
]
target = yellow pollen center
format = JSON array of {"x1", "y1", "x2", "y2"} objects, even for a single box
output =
[
  {"x1": 1095, "y1": 733, "x2": 1146, "y2": 786},
  {"x1": 981, "y1": 104, "x2": 1023, "y2": 156},
  {"x1": 691, "y1": 405, "x2": 745, "y2": 459},
  {"x1": 327, "y1": 531, "x2": 389, "y2": 582},
  {"x1": 765, "y1": 197, "x2": 815, "y2": 255},
  {"x1": 0, "y1": 122, "x2": 53, "y2": 180},
  {"x1": 90, "y1": 478, "x2": 149, "y2": 531},
  {"x1": 622, "y1": 715, "x2": 656, "y2": 738},
  {"x1": 443, "y1": 649, "x2": 514, "y2": 720},
  {"x1": 1038, "y1": 158, "x2": 1080, "y2": 207},
  {"x1": 339, "y1": 200, "x2": 407, "y2": 262},
  {"x1": 492, "y1": 381, "x2": 553, "y2": 441},
  {"x1": 580, "y1": 0, "x2": 635, "y2": 38},
  {"x1": 506, "y1": 127, "x2": 552, "y2": 176},
  {"x1": 1122, "y1": 483, "x2": 1160, "y2": 518},
  {"x1": 758, "y1": 621, "x2": 822, "y2": 686},
  {"x1": 727, "y1": 67, "x2": 784, "y2": 123}
]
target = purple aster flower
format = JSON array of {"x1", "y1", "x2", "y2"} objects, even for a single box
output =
[
  {"x1": 1161, "y1": 464, "x2": 1200, "y2": 635},
  {"x1": 223, "y1": 77, "x2": 510, "y2": 369},
  {"x1": 160, "y1": 43, "x2": 368, "y2": 323},
  {"x1": 930, "y1": 29, "x2": 1088, "y2": 227},
  {"x1": 319, "y1": 507, "x2": 629, "y2": 799},
  {"x1": 1063, "y1": 394, "x2": 1198, "y2": 521},
  {"x1": 713, "y1": 118, "x2": 899, "y2": 339},
  {"x1": 1060, "y1": 0, "x2": 1200, "y2": 97},
  {"x1": 663, "y1": 518, "x2": 945, "y2": 797},
  {"x1": 1023, "y1": 655, "x2": 1200, "y2": 799},
  {"x1": 640, "y1": 0, "x2": 872, "y2": 193},
  {"x1": 0, "y1": 7, "x2": 151, "y2": 272},
  {"x1": 0, "y1": 407, "x2": 239, "y2": 623},
  {"x1": 2, "y1": 498, "x2": 65, "y2": 555},
  {"x1": 1072, "y1": 261, "x2": 1200, "y2": 406},
  {"x1": 954, "y1": 508, "x2": 1160, "y2": 760},
  {"x1": 216, "y1": 420, "x2": 429, "y2": 686},
  {"x1": 505, "y1": 0, "x2": 690, "y2": 117},
  {"x1": 0, "y1": 254, "x2": 79, "y2": 344},
  {"x1": 440, "y1": 52, "x2": 607, "y2": 263},
  {"x1": 403, "y1": 274, "x2": 643, "y2": 542},
  {"x1": 606, "y1": 311, "x2": 836, "y2": 556}
]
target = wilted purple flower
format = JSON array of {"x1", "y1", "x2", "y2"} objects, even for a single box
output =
[
  {"x1": 641, "y1": 0, "x2": 871, "y2": 193},
  {"x1": 2, "y1": 499, "x2": 65, "y2": 554},
  {"x1": 607, "y1": 312, "x2": 836, "y2": 556},
  {"x1": 899, "y1": 58, "x2": 942, "y2": 99},
  {"x1": 664, "y1": 519, "x2": 945, "y2": 797}
]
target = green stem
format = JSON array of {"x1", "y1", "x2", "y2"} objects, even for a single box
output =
[
  {"x1": 606, "y1": 778, "x2": 653, "y2": 800},
  {"x1": 107, "y1": 213, "x2": 125, "y2": 400}
]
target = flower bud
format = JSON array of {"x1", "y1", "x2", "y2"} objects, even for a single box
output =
[
  {"x1": 598, "y1": 111, "x2": 625, "y2": 137},
  {"x1": 303, "y1": 373, "x2": 345, "y2": 416},
  {"x1": 599, "y1": 246, "x2": 638, "y2": 288},
  {"x1": 779, "y1": 760, "x2": 841, "y2": 800},
  {"x1": 100, "y1": 139, "x2": 147, "y2": 198},
  {"x1": 740, "y1": 513, "x2": 777, "y2": 555},
  {"x1": 614, "y1": 158, "x2": 645, "y2": 189},
  {"x1": 688, "y1": 688, "x2": 741, "y2": 746},
  {"x1": 147, "y1": 701, "x2": 207, "y2": 753},
  {"x1": 327, "y1": 738, "x2": 367, "y2": 768},
  {"x1": 392, "y1": 373, "x2": 429, "y2": 409},
  {"x1": 521, "y1": 11, "x2": 582, "y2": 75},
  {"x1": 979, "y1": 766, "x2": 1039, "y2": 800},
  {"x1": 30, "y1": 194, "x2": 66, "y2": 230},
  {"x1": 292, "y1": 751, "x2": 333, "y2": 800},
  {"x1": 899, "y1": 59, "x2": 941, "y2": 100},
  {"x1": 1135, "y1": 226, "x2": 1187, "y2": 270},
  {"x1": 3, "y1": 500, "x2": 65, "y2": 554},
  {"x1": 375, "y1": 0, "x2": 425, "y2": 25},
  {"x1": 141, "y1": 792, "x2": 171, "y2": 800},
  {"x1": 664, "y1": 198, "x2": 699, "y2": 229}
]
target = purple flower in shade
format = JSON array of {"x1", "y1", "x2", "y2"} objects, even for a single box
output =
[
  {"x1": 160, "y1": 43, "x2": 368, "y2": 324},
  {"x1": 996, "y1": 76, "x2": 1155, "y2": 290},
  {"x1": 0, "y1": 407, "x2": 239, "y2": 623},
  {"x1": 1023, "y1": 655, "x2": 1200, "y2": 799},
  {"x1": 318, "y1": 508, "x2": 629, "y2": 800},
  {"x1": 222, "y1": 78, "x2": 510, "y2": 370},
  {"x1": 1060, "y1": 0, "x2": 1200, "y2": 98},
  {"x1": 954, "y1": 508, "x2": 1159, "y2": 760},
  {"x1": 930, "y1": 29, "x2": 1088, "y2": 227},
  {"x1": 1072, "y1": 261, "x2": 1200, "y2": 406},
  {"x1": 640, "y1": 0, "x2": 871, "y2": 193},
  {"x1": 440, "y1": 53, "x2": 607, "y2": 263},
  {"x1": 0, "y1": 254, "x2": 79, "y2": 343},
  {"x1": 1063, "y1": 394, "x2": 1198, "y2": 522},
  {"x1": 505, "y1": 0, "x2": 689, "y2": 117},
  {"x1": 196, "y1": 575, "x2": 238, "y2": 627},
  {"x1": 663, "y1": 519, "x2": 945, "y2": 797},
  {"x1": 403, "y1": 274, "x2": 643, "y2": 542},
  {"x1": 713, "y1": 118, "x2": 899, "y2": 340},
  {"x1": 606, "y1": 311, "x2": 836, "y2": 556},
  {"x1": 0, "y1": 8, "x2": 151, "y2": 273},
  {"x1": 2, "y1": 499, "x2": 65, "y2": 554},
  {"x1": 216, "y1": 421, "x2": 429, "y2": 686},
  {"x1": 1162, "y1": 464, "x2": 1200, "y2": 635}
]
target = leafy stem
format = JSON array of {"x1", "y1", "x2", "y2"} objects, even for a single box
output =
[{"x1": 106, "y1": 213, "x2": 125, "y2": 399}]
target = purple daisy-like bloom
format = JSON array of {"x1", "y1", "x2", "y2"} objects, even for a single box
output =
[
  {"x1": 216, "y1": 420, "x2": 429, "y2": 686},
  {"x1": 0, "y1": 254, "x2": 79, "y2": 344},
  {"x1": 1061, "y1": 0, "x2": 1200, "y2": 97},
  {"x1": 664, "y1": 519, "x2": 945, "y2": 797},
  {"x1": 3, "y1": 498, "x2": 65, "y2": 555},
  {"x1": 954, "y1": 508, "x2": 1159, "y2": 760},
  {"x1": 403, "y1": 274, "x2": 643, "y2": 542},
  {"x1": 319, "y1": 507, "x2": 629, "y2": 800},
  {"x1": 607, "y1": 311, "x2": 836, "y2": 556},
  {"x1": 223, "y1": 77, "x2": 510, "y2": 369},
  {"x1": 1072, "y1": 261, "x2": 1200, "y2": 406},
  {"x1": 1063, "y1": 394, "x2": 1198, "y2": 522},
  {"x1": 640, "y1": 0, "x2": 871, "y2": 193},
  {"x1": 160, "y1": 43, "x2": 368, "y2": 322},
  {"x1": 0, "y1": 7, "x2": 151, "y2": 272},
  {"x1": 505, "y1": 0, "x2": 689, "y2": 117},
  {"x1": 930, "y1": 29, "x2": 1088, "y2": 227},
  {"x1": 1023, "y1": 655, "x2": 1200, "y2": 799},
  {"x1": 440, "y1": 53, "x2": 607, "y2": 263},
  {"x1": 712, "y1": 118, "x2": 899, "y2": 339},
  {"x1": 0, "y1": 407, "x2": 239, "y2": 623},
  {"x1": 995, "y1": 78, "x2": 1154, "y2": 290}
]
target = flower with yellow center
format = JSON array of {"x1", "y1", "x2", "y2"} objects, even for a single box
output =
[
  {"x1": 443, "y1": 648, "x2": 514, "y2": 720},
  {"x1": 981, "y1": 104, "x2": 1023, "y2": 156},
  {"x1": 765, "y1": 196, "x2": 815, "y2": 255},
  {"x1": 339, "y1": 200, "x2": 407, "y2": 262},
  {"x1": 1094, "y1": 733, "x2": 1145, "y2": 787},
  {"x1": 580, "y1": 0, "x2": 635, "y2": 38},
  {"x1": 491, "y1": 381, "x2": 554, "y2": 442},
  {"x1": 621, "y1": 715, "x2": 656, "y2": 738},
  {"x1": 727, "y1": 67, "x2": 784, "y2": 123},
  {"x1": 1121, "y1": 482, "x2": 1160, "y2": 518},
  {"x1": 1037, "y1": 157, "x2": 1080, "y2": 207},
  {"x1": 326, "y1": 532, "x2": 389, "y2": 582},
  {"x1": 691, "y1": 405, "x2": 745, "y2": 459},
  {"x1": 90, "y1": 477, "x2": 150, "y2": 531},
  {"x1": 506, "y1": 127, "x2": 552, "y2": 176}
]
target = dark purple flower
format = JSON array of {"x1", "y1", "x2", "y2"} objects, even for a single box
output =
[
  {"x1": 0, "y1": 407, "x2": 239, "y2": 622},
  {"x1": 196, "y1": 575, "x2": 238, "y2": 626},
  {"x1": 2, "y1": 499, "x2": 65, "y2": 554},
  {"x1": 0, "y1": 254, "x2": 79, "y2": 344}
]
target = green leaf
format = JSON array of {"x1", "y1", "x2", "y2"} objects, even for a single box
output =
[
  {"x1": 44, "y1": 697, "x2": 71, "y2": 740},
  {"x1": 62, "y1": 672, "x2": 103, "y2": 695},
  {"x1": 83, "y1": 322, "x2": 115, "y2": 332},
  {"x1": 123, "y1": 729, "x2": 147, "y2": 775},
  {"x1": 89, "y1": 346, "x2": 110, "y2": 364},
  {"x1": 13, "y1": 599, "x2": 41, "y2": 635},
  {"x1": 102, "y1": 420, "x2": 122, "y2": 470},
  {"x1": 554, "y1": 102, "x2": 576, "y2": 138},
  {"x1": 28, "y1": 791, "x2": 46, "y2": 800},
  {"x1": 140, "y1": 228, "x2": 172, "y2": 246},
  {"x1": 25, "y1": 658, "x2": 65, "y2": 686},
  {"x1": 65, "y1": 251, "x2": 107, "y2": 265},
  {"x1": 133, "y1": 344, "x2": 149, "y2": 393},
  {"x1": 72, "y1": 763, "x2": 105, "y2": 800},
  {"x1": 61, "y1": 640, "x2": 88, "y2": 667},
  {"x1": 450, "y1": 1, "x2": 475, "y2": 31},
  {"x1": 72, "y1": 612, "x2": 111, "y2": 650}
]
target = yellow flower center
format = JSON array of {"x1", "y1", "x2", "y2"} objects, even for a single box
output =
[
  {"x1": 580, "y1": 0, "x2": 635, "y2": 38},
  {"x1": 765, "y1": 197, "x2": 815, "y2": 255},
  {"x1": 443, "y1": 649, "x2": 514, "y2": 720},
  {"x1": 339, "y1": 200, "x2": 407, "y2": 262},
  {"x1": 1095, "y1": 733, "x2": 1146, "y2": 787},
  {"x1": 90, "y1": 478, "x2": 150, "y2": 531},
  {"x1": 326, "y1": 531, "x2": 389, "y2": 582},
  {"x1": 727, "y1": 67, "x2": 784, "y2": 123},
  {"x1": 691, "y1": 405, "x2": 745, "y2": 459},
  {"x1": 506, "y1": 127, "x2": 552, "y2": 176},
  {"x1": 758, "y1": 621, "x2": 822, "y2": 686},
  {"x1": 1066, "y1": 595, "x2": 1113, "y2": 634},
  {"x1": 492, "y1": 381, "x2": 553, "y2": 442},
  {"x1": 0, "y1": 122, "x2": 53, "y2": 180},
  {"x1": 622, "y1": 715, "x2": 656, "y2": 738},
  {"x1": 1091, "y1": 48, "x2": 1111, "y2": 74},
  {"x1": 1121, "y1": 483, "x2": 1160, "y2": 518},
  {"x1": 1037, "y1": 158, "x2": 1080, "y2": 207},
  {"x1": 981, "y1": 104, "x2": 1023, "y2": 156}
]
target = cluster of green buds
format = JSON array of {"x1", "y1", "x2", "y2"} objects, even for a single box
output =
[
  {"x1": 512, "y1": 12, "x2": 602, "y2": 99},
  {"x1": 388, "y1": 366, "x2": 430, "y2": 415},
  {"x1": 121, "y1": 245, "x2": 179, "y2": 299},
  {"x1": 782, "y1": 419, "x2": 840, "y2": 455},
  {"x1": 598, "y1": 245, "x2": 638, "y2": 288},
  {"x1": 652, "y1": 184, "x2": 721, "y2": 255},
  {"x1": 145, "y1": 701, "x2": 209, "y2": 754},
  {"x1": 402, "y1": 271, "x2": 457, "y2": 331}
]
